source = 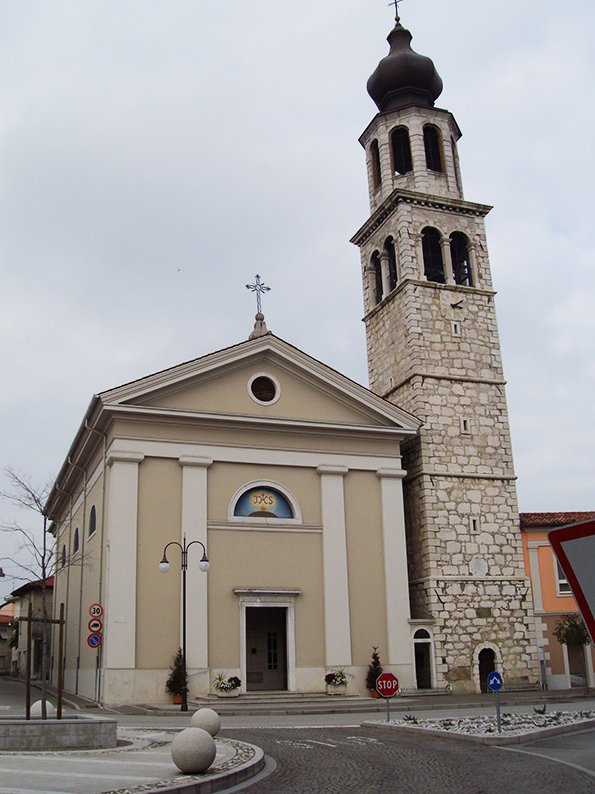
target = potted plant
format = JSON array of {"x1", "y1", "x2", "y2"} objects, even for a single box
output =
[
  {"x1": 366, "y1": 646, "x2": 383, "y2": 697},
  {"x1": 325, "y1": 668, "x2": 348, "y2": 695},
  {"x1": 165, "y1": 647, "x2": 187, "y2": 704},
  {"x1": 213, "y1": 672, "x2": 242, "y2": 697}
]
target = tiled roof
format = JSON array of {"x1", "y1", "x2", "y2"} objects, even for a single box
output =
[
  {"x1": 520, "y1": 512, "x2": 595, "y2": 528},
  {"x1": 0, "y1": 614, "x2": 12, "y2": 625},
  {"x1": 9, "y1": 577, "x2": 54, "y2": 599}
]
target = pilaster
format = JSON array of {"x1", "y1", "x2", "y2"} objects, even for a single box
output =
[
  {"x1": 377, "y1": 468, "x2": 412, "y2": 681},
  {"x1": 317, "y1": 465, "x2": 352, "y2": 667},
  {"x1": 179, "y1": 456, "x2": 213, "y2": 671},
  {"x1": 104, "y1": 452, "x2": 144, "y2": 669}
]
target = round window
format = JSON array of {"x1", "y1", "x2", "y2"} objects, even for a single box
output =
[{"x1": 250, "y1": 375, "x2": 277, "y2": 403}]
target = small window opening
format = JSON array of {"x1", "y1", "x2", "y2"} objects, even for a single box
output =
[
  {"x1": 384, "y1": 236, "x2": 398, "y2": 291},
  {"x1": 250, "y1": 376, "x2": 277, "y2": 403},
  {"x1": 460, "y1": 417, "x2": 471, "y2": 434},
  {"x1": 61, "y1": 545, "x2": 66, "y2": 569},
  {"x1": 73, "y1": 527, "x2": 80, "y2": 555},
  {"x1": 391, "y1": 126, "x2": 413, "y2": 175},
  {"x1": 470, "y1": 517, "x2": 480, "y2": 534},
  {"x1": 450, "y1": 232, "x2": 473, "y2": 287},
  {"x1": 371, "y1": 251, "x2": 383, "y2": 304},
  {"x1": 370, "y1": 139, "x2": 382, "y2": 189},
  {"x1": 452, "y1": 321, "x2": 461, "y2": 337},
  {"x1": 89, "y1": 505, "x2": 96, "y2": 537},
  {"x1": 421, "y1": 227, "x2": 445, "y2": 283},
  {"x1": 556, "y1": 560, "x2": 571, "y2": 594},
  {"x1": 423, "y1": 125, "x2": 443, "y2": 172}
]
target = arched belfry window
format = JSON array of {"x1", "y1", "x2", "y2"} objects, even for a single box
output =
[
  {"x1": 423, "y1": 125, "x2": 443, "y2": 172},
  {"x1": 384, "y1": 237, "x2": 398, "y2": 291},
  {"x1": 450, "y1": 232, "x2": 473, "y2": 286},
  {"x1": 371, "y1": 250, "x2": 383, "y2": 304},
  {"x1": 73, "y1": 527, "x2": 80, "y2": 555},
  {"x1": 230, "y1": 482, "x2": 301, "y2": 523},
  {"x1": 421, "y1": 227, "x2": 445, "y2": 283},
  {"x1": 370, "y1": 139, "x2": 382, "y2": 189},
  {"x1": 391, "y1": 126, "x2": 412, "y2": 175},
  {"x1": 89, "y1": 505, "x2": 97, "y2": 537}
]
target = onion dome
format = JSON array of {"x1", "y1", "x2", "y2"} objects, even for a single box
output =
[{"x1": 367, "y1": 22, "x2": 443, "y2": 112}]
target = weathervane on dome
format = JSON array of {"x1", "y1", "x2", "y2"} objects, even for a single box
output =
[
  {"x1": 388, "y1": 0, "x2": 404, "y2": 22},
  {"x1": 245, "y1": 274, "x2": 271, "y2": 314}
]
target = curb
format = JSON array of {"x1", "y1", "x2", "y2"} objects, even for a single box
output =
[
  {"x1": 139, "y1": 741, "x2": 266, "y2": 794},
  {"x1": 362, "y1": 717, "x2": 595, "y2": 746}
]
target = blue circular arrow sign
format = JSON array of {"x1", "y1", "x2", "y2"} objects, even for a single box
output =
[{"x1": 487, "y1": 671, "x2": 503, "y2": 692}]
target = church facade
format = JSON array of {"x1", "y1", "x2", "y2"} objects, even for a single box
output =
[{"x1": 47, "y1": 16, "x2": 539, "y2": 705}]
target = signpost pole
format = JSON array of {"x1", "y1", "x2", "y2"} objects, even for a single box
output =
[
  {"x1": 376, "y1": 672, "x2": 399, "y2": 722},
  {"x1": 487, "y1": 671, "x2": 504, "y2": 734}
]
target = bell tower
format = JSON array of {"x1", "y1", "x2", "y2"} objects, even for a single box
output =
[{"x1": 352, "y1": 16, "x2": 539, "y2": 691}]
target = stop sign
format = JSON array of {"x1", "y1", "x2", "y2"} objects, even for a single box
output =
[{"x1": 376, "y1": 672, "x2": 399, "y2": 698}]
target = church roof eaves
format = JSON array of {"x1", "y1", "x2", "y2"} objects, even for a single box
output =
[
  {"x1": 46, "y1": 332, "x2": 420, "y2": 519},
  {"x1": 98, "y1": 332, "x2": 421, "y2": 431}
]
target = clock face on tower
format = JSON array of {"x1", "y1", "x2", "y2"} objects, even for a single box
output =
[{"x1": 439, "y1": 290, "x2": 467, "y2": 320}]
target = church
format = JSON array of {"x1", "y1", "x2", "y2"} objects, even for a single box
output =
[{"x1": 47, "y1": 14, "x2": 540, "y2": 705}]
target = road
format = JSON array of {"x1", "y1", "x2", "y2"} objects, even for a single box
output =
[
  {"x1": 1, "y1": 677, "x2": 593, "y2": 793},
  {"x1": 221, "y1": 725, "x2": 595, "y2": 794}
]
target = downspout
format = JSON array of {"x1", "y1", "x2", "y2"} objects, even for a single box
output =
[{"x1": 85, "y1": 420, "x2": 108, "y2": 704}]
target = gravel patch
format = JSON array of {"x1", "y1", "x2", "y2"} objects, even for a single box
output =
[{"x1": 390, "y1": 709, "x2": 595, "y2": 736}]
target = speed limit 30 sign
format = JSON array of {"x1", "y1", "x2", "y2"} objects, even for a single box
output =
[{"x1": 89, "y1": 603, "x2": 103, "y2": 618}]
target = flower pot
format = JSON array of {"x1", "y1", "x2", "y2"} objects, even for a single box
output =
[
  {"x1": 172, "y1": 694, "x2": 183, "y2": 705},
  {"x1": 370, "y1": 688, "x2": 380, "y2": 698},
  {"x1": 216, "y1": 689, "x2": 240, "y2": 698},
  {"x1": 326, "y1": 683, "x2": 347, "y2": 695}
]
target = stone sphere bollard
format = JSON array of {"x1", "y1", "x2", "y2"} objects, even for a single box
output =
[
  {"x1": 171, "y1": 727, "x2": 216, "y2": 774},
  {"x1": 30, "y1": 700, "x2": 57, "y2": 718},
  {"x1": 190, "y1": 707, "x2": 221, "y2": 737}
]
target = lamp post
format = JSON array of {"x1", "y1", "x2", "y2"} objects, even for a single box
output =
[{"x1": 159, "y1": 536, "x2": 210, "y2": 712}]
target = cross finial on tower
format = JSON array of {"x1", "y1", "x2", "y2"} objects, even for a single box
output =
[
  {"x1": 388, "y1": 0, "x2": 404, "y2": 23},
  {"x1": 245, "y1": 274, "x2": 271, "y2": 314}
]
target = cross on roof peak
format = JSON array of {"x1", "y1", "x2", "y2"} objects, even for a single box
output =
[
  {"x1": 388, "y1": 0, "x2": 405, "y2": 23},
  {"x1": 245, "y1": 274, "x2": 271, "y2": 315}
]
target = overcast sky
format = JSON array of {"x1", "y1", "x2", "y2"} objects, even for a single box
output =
[{"x1": 1, "y1": 1, "x2": 593, "y2": 600}]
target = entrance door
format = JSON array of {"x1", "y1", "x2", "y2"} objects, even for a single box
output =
[
  {"x1": 568, "y1": 644, "x2": 586, "y2": 687},
  {"x1": 478, "y1": 648, "x2": 496, "y2": 693},
  {"x1": 415, "y1": 643, "x2": 432, "y2": 689},
  {"x1": 413, "y1": 629, "x2": 432, "y2": 689},
  {"x1": 246, "y1": 607, "x2": 287, "y2": 691}
]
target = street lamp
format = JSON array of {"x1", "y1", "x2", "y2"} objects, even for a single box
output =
[{"x1": 159, "y1": 536, "x2": 210, "y2": 712}]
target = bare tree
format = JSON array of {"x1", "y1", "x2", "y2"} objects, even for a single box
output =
[{"x1": 0, "y1": 468, "x2": 54, "y2": 717}]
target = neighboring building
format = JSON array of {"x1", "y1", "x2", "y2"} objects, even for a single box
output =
[
  {"x1": 521, "y1": 513, "x2": 595, "y2": 689},
  {"x1": 45, "y1": 15, "x2": 540, "y2": 705},
  {"x1": 0, "y1": 602, "x2": 15, "y2": 675},
  {"x1": 7, "y1": 578, "x2": 53, "y2": 679}
]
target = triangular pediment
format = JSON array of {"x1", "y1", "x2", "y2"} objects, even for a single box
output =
[{"x1": 99, "y1": 335, "x2": 419, "y2": 434}]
